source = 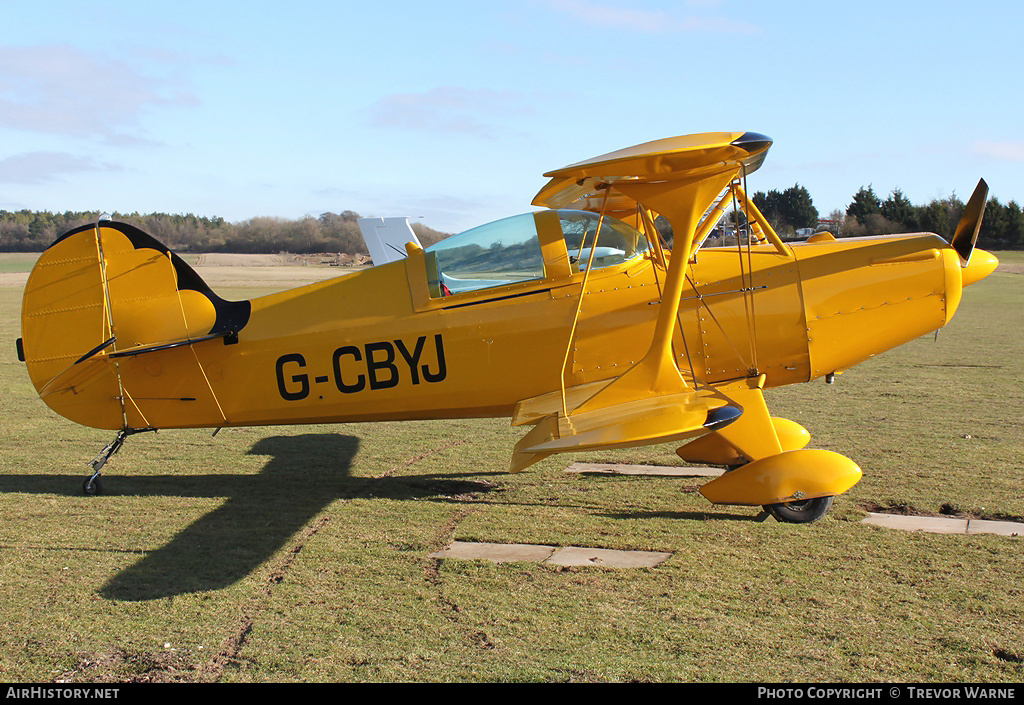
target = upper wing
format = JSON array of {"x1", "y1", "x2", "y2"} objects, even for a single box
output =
[{"x1": 532, "y1": 131, "x2": 772, "y2": 210}]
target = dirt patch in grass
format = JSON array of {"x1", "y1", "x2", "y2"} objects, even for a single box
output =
[
  {"x1": 58, "y1": 648, "x2": 201, "y2": 683},
  {"x1": 193, "y1": 253, "x2": 291, "y2": 266},
  {"x1": 993, "y1": 647, "x2": 1023, "y2": 663},
  {"x1": 195, "y1": 253, "x2": 370, "y2": 267},
  {"x1": 862, "y1": 501, "x2": 1024, "y2": 523}
]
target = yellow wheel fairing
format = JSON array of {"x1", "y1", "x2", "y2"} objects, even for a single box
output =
[{"x1": 699, "y1": 449, "x2": 862, "y2": 507}]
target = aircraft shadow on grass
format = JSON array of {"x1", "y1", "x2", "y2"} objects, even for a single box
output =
[
  {"x1": 0, "y1": 434, "x2": 762, "y2": 601},
  {"x1": 0, "y1": 433, "x2": 499, "y2": 601}
]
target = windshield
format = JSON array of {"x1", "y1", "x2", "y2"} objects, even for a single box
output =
[
  {"x1": 424, "y1": 212, "x2": 545, "y2": 295},
  {"x1": 422, "y1": 209, "x2": 649, "y2": 298},
  {"x1": 557, "y1": 210, "x2": 649, "y2": 270}
]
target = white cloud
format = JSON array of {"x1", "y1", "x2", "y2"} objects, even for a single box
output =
[
  {"x1": 366, "y1": 86, "x2": 532, "y2": 139},
  {"x1": 973, "y1": 141, "x2": 1024, "y2": 162},
  {"x1": 540, "y1": 0, "x2": 760, "y2": 35},
  {"x1": 0, "y1": 45, "x2": 197, "y2": 142},
  {"x1": 0, "y1": 151, "x2": 119, "y2": 184}
]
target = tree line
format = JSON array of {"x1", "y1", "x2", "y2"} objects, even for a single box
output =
[
  {"x1": 753, "y1": 184, "x2": 1024, "y2": 249},
  {"x1": 2, "y1": 183, "x2": 1022, "y2": 254},
  {"x1": 0, "y1": 209, "x2": 451, "y2": 254}
]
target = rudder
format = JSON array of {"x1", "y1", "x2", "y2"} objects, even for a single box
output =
[{"x1": 20, "y1": 220, "x2": 250, "y2": 429}]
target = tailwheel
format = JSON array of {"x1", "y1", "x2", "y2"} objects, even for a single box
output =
[
  {"x1": 82, "y1": 474, "x2": 104, "y2": 496},
  {"x1": 764, "y1": 495, "x2": 833, "y2": 524},
  {"x1": 80, "y1": 427, "x2": 156, "y2": 496}
]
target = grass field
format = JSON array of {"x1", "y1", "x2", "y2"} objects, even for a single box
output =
[
  {"x1": 0, "y1": 254, "x2": 1021, "y2": 682},
  {"x1": 0, "y1": 253, "x2": 39, "y2": 273}
]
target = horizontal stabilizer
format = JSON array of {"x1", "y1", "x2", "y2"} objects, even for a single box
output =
[
  {"x1": 107, "y1": 331, "x2": 230, "y2": 359},
  {"x1": 38, "y1": 331, "x2": 231, "y2": 398},
  {"x1": 38, "y1": 353, "x2": 115, "y2": 400}
]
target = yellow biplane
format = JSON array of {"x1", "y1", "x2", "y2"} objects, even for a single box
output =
[{"x1": 17, "y1": 132, "x2": 998, "y2": 522}]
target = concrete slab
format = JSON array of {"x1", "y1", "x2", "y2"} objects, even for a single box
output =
[
  {"x1": 546, "y1": 546, "x2": 673, "y2": 568},
  {"x1": 862, "y1": 513, "x2": 968, "y2": 534},
  {"x1": 428, "y1": 541, "x2": 555, "y2": 563},
  {"x1": 967, "y1": 519, "x2": 1023, "y2": 537},
  {"x1": 566, "y1": 462, "x2": 723, "y2": 477},
  {"x1": 429, "y1": 541, "x2": 673, "y2": 568},
  {"x1": 863, "y1": 512, "x2": 1023, "y2": 536}
]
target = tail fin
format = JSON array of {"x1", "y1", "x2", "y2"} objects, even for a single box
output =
[
  {"x1": 21, "y1": 221, "x2": 249, "y2": 430},
  {"x1": 357, "y1": 216, "x2": 420, "y2": 265}
]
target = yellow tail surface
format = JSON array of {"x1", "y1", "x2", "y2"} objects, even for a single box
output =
[{"x1": 21, "y1": 221, "x2": 249, "y2": 430}]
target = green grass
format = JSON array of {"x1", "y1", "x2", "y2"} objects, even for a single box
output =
[
  {"x1": 994, "y1": 249, "x2": 1024, "y2": 265},
  {"x1": 0, "y1": 266, "x2": 1022, "y2": 683},
  {"x1": 0, "y1": 253, "x2": 40, "y2": 273}
]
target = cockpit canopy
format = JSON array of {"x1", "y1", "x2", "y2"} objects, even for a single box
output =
[{"x1": 424, "y1": 209, "x2": 649, "y2": 296}]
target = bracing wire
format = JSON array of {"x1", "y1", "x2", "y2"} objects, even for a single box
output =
[
  {"x1": 92, "y1": 219, "x2": 130, "y2": 429},
  {"x1": 730, "y1": 178, "x2": 758, "y2": 375},
  {"x1": 559, "y1": 186, "x2": 611, "y2": 418},
  {"x1": 741, "y1": 169, "x2": 759, "y2": 373}
]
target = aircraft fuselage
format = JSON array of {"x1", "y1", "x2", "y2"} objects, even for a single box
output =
[{"x1": 199, "y1": 232, "x2": 975, "y2": 429}]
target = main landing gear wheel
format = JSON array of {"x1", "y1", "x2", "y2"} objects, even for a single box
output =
[{"x1": 764, "y1": 495, "x2": 833, "y2": 524}]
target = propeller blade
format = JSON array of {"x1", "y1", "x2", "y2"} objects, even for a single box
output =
[{"x1": 951, "y1": 178, "x2": 989, "y2": 265}]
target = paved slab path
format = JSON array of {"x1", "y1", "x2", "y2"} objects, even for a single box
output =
[
  {"x1": 428, "y1": 541, "x2": 673, "y2": 568},
  {"x1": 429, "y1": 466, "x2": 1021, "y2": 568},
  {"x1": 861, "y1": 512, "x2": 1022, "y2": 536}
]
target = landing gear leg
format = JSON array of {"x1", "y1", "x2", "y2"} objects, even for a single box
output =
[{"x1": 82, "y1": 428, "x2": 155, "y2": 496}]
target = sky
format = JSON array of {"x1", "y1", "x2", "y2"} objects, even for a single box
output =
[{"x1": 1, "y1": 0, "x2": 1022, "y2": 234}]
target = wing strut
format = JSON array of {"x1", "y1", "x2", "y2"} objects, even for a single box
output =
[
  {"x1": 511, "y1": 133, "x2": 776, "y2": 471},
  {"x1": 511, "y1": 170, "x2": 743, "y2": 471}
]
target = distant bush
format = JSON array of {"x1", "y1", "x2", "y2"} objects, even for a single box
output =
[{"x1": 0, "y1": 209, "x2": 452, "y2": 254}]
